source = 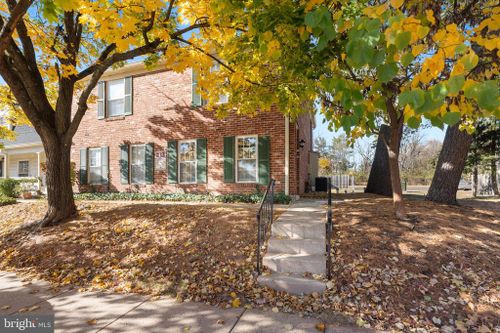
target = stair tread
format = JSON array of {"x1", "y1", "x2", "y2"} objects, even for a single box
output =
[
  {"x1": 257, "y1": 273, "x2": 327, "y2": 295},
  {"x1": 264, "y1": 252, "x2": 325, "y2": 261},
  {"x1": 269, "y1": 236, "x2": 325, "y2": 243}
]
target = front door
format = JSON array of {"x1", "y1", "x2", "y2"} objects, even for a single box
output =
[{"x1": 0, "y1": 159, "x2": 3, "y2": 177}]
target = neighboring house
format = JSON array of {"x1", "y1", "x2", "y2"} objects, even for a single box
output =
[
  {"x1": 0, "y1": 120, "x2": 46, "y2": 192},
  {"x1": 72, "y1": 62, "x2": 315, "y2": 195}
]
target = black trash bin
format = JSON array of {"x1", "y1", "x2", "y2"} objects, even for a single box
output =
[{"x1": 315, "y1": 177, "x2": 328, "y2": 192}]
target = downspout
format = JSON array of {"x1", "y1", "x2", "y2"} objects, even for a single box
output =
[{"x1": 284, "y1": 115, "x2": 290, "y2": 195}]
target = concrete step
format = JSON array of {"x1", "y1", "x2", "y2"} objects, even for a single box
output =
[
  {"x1": 272, "y1": 222, "x2": 325, "y2": 239},
  {"x1": 276, "y1": 215, "x2": 325, "y2": 224},
  {"x1": 267, "y1": 238, "x2": 324, "y2": 255},
  {"x1": 257, "y1": 273, "x2": 326, "y2": 295},
  {"x1": 263, "y1": 253, "x2": 325, "y2": 274}
]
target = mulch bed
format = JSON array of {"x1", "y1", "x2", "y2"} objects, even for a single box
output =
[{"x1": 0, "y1": 197, "x2": 498, "y2": 332}]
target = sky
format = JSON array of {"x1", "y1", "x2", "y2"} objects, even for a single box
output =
[{"x1": 313, "y1": 112, "x2": 446, "y2": 164}]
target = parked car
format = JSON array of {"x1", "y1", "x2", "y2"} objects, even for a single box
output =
[{"x1": 458, "y1": 179, "x2": 472, "y2": 191}]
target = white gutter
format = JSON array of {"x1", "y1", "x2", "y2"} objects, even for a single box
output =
[
  {"x1": 1, "y1": 142, "x2": 43, "y2": 149},
  {"x1": 284, "y1": 115, "x2": 290, "y2": 195}
]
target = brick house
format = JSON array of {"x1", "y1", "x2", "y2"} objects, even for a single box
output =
[{"x1": 71, "y1": 62, "x2": 315, "y2": 196}]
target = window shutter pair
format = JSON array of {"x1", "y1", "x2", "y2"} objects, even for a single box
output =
[
  {"x1": 191, "y1": 70, "x2": 206, "y2": 107},
  {"x1": 97, "y1": 77, "x2": 133, "y2": 119},
  {"x1": 167, "y1": 139, "x2": 207, "y2": 184},
  {"x1": 79, "y1": 147, "x2": 109, "y2": 185},
  {"x1": 119, "y1": 143, "x2": 154, "y2": 184},
  {"x1": 223, "y1": 136, "x2": 270, "y2": 184}
]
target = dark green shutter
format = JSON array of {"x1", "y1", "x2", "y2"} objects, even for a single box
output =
[
  {"x1": 79, "y1": 148, "x2": 87, "y2": 185},
  {"x1": 196, "y1": 138, "x2": 207, "y2": 183},
  {"x1": 120, "y1": 144, "x2": 129, "y2": 184},
  {"x1": 192, "y1": 70, "x2": 202, "y2": 107},
  {"x1": 101, "y1": 147, "x2": 109, "y2": 184},
  {"x1": 124, "y1": 76, "x2": 132, "y2": 115},
  {"x1": 167, "y1": 140, "x2": 178, "y2": 184},
  {"x1": 97, "y1": 82, "x2": 105, "y2": 119},
  {"x1": 223, "y1": 136, "x2": 235, "y2": 183},
  {"x1": 258, "y1": 136, "x2": 270, "y2": 185},
  {"x1": 145, "y1": 143, "x2": 154, "y2": 184}
]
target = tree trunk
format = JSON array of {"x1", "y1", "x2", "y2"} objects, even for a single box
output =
[
  {"x1": 472, "y1": 166, "x2": 478, "y2": 197},
  {"x1": 491, "y1": 158, "x2": 499, "y2": 196},
  {"x1": 365, "y1": 124, "x2": 393, "y2": 196},
  {"x1": 385, "y1": 123, "x2": 407, "y2": 220},
  {"x1": 426, "y1": 124, "x2": 473, "y2": 204},
  {"x1": 40, "y1": 138, "x2": 76, "y2": 226}
]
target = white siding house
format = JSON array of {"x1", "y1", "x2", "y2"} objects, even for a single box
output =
[{"x1": 0, "y1": 123, "x2": 46, "y2": 193}]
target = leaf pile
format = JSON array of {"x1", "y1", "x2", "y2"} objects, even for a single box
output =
[{"x1": 0, "y1": 197, "x2": 498, "y2": 332}]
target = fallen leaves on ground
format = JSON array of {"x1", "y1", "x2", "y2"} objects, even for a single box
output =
[{"x1": 0, "y1": 196, "x2": 498, "y2": 332}]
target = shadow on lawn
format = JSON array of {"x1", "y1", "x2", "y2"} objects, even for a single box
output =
[
  {"x1": 1, "y1": 197, "x2": 498, "y2": 329},
  {"x1": 0, "y1": 203, "x2": 258, "y2": 303},
  {"x1": 330, "y1": 194, "x2": 499, "y2": 325}
]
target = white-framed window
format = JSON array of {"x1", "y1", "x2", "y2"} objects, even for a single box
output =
[
  {"x1": 236, "y1": 135, "x2": 258, "y2": 183},
  {"x1": 18, "y1": 160, "x2": 29, "y2": 177},
  {"x1": 178, "y1": 140, "x2": 197, "y2": 183},
  {"x1": 106, "y1": 78, "x2": 125, "y2": 117},
  {"x1": 89, "y1": 148, "x2": 102, "y2": 184},
  {"x1": 131, "y1": 144, "x2": 146, "y2": 184}
]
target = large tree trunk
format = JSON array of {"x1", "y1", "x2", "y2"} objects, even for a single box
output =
[
  {"x1": 40, "y1": 137, "x2": 76, "y2": 226},
  {"x1": 365, "y1": 124, "x2": 393, "y2": 196},
  {"x1": 426, "y1": 124, "x2": 473, "y2": 204},
  {"x1": 491, "y1": 157, "x2": 499, "y2": 197}
]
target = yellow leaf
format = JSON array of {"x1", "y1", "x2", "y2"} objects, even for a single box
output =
[
  {"x1": 231, "y1": 298, "x2": 241, "y2": 307},
  {"x1": 390, "y1": 0, "x2": 404, "y2": 9},
  {"x1": 426, "y1": 10, "x2": 436, "y2": 25},
  {"x1": 451, "y1": 62, "x2": 465, "y2": 76},
  {"x1": 87, "y1": 319, "x2": 97, "y2": 325},
  {"x1": 305, "y1": 0, "x2": 324, "y2": 11},
  {"x1": 449, "y1": 104, "x2": 460, "y2": 113},
  {"x1": 412, "y1": 44, "x2": 426, "y2": 57},
  {"x1": 262, "y1": 31, "x2": 273, "y2": 42},
  {"x1": 315, "y1": 323, "x2": 326, "y2": 331},
  {"x1": 375, "y1": 4, "x2": 387, "y2": 16},
  {"x1": 483, "y1": 38, "x2": 499, "y2": 51}
]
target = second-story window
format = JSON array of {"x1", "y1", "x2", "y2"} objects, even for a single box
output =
[{"x1": 106, "y1": 79, "x2": 125, "y2": 117}]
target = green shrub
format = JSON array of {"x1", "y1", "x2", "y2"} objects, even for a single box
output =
[
  {"x1": 74, "y1": 191, "x2": 292, "y2": 204},
  {"x1": 0, "y1": 178, "x2": 19, "y2": 198},
  {"x1": 0, "y1": 194, "x2": 16, "y2": 206}
]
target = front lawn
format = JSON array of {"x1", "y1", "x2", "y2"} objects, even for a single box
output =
[{"x1": 0, "y1": 197, "x2": 498, "y2": 332}]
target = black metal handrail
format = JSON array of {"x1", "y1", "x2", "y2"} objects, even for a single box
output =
[
  {"x1": 256, "y1": 179, "x2": 275, "y2": 275},
  {"x1": 326, "y1": 177, "x2": 333, "y2": 279}
]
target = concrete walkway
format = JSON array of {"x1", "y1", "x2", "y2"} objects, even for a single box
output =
[
  {"x1": 259, "y1": 200, "x2": 327, "y2": 295},
  {"x1": 0, "y1": 271, "x2": 373, "y2": 333}
]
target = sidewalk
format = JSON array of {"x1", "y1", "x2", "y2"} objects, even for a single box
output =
[{"x1": 0, "y1": 271, "x2": 372, "y2": 333}]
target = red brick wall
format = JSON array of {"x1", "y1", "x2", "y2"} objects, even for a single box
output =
[{"x1": 71, "y1": 69, "x2": 307, "y2": 195}]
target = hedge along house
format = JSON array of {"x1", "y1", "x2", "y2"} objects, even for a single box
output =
[
  {"x1": 0, "y1": 118, "x2": 47, "y2": 193},
  {"x1": 71, "y1": 62, "x2": 315, "y2": 196}
]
